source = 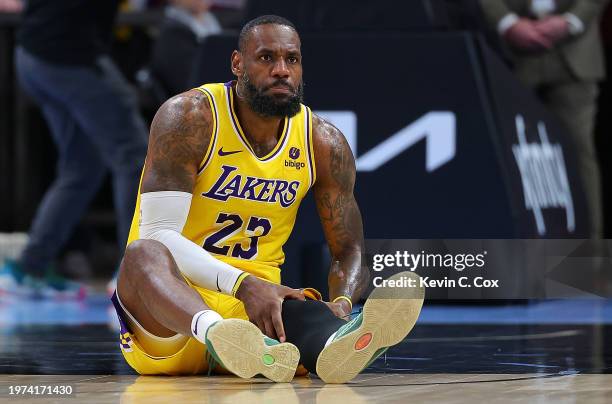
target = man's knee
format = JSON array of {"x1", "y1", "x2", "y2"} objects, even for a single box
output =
[
  {"x1": 120, "y1": 239, "x2": 176, "y2": 284},
  {"x1": 116, "y1": 239, "x2": 182, "y2": 338}
]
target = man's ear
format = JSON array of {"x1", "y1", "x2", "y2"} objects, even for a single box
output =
[{"x1": 231, "y1": 50, "x2": 242, "y2": 77}]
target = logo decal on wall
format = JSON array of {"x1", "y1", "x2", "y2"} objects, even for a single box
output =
[
  {"x1": 317, "y1": 111, "x2": 457, "y2": 173},
  {"x1": 512, "y1": 115, "x2": 574, "y2": 235},
  {"x1": 355, "y1": 112, "x2": 456, "y2": 172}
]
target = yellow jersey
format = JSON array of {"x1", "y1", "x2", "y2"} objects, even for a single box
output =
[{"x1": 127, "y1": 82, "x2": 316, "y2": 283}]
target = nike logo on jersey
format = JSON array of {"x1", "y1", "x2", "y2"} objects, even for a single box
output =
[
  {"x1": 218, "y1": 147, "x2": 242, "y2": 156},
  {"x1": 216, "y1": 274, "x2": 222, "y2": 293}
]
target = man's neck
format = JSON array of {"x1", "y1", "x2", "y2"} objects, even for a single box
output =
[{"x1": 233, "y1": 87, "x2": 285, "y2": 157}]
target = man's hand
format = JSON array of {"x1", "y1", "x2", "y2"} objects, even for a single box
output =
[
  {"x1": 0, "y1": 0, "x2": 23, "y2": 12},
  {"x1": 323, "y1": 300, "x2": 352, "y2": 320},
  {"x1": 504, "y1": 18, "x2": 553, "y2": 50},
  {"x1": 235, "y1": 275, "x2": 305, "y2": 342},
  {"x1": 534, "y1": 15, "x2": 570, "y2": 44}
]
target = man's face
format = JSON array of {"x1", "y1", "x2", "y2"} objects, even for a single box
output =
[{"x1": 235, "y1": 24, "x2": 303, "y2": 118}]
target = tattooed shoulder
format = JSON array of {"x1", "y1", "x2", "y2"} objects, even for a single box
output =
[
  {"x1": 311, "y1": 113, "x2": 356, "y2": 191},
  {"x1": 142, "y1": 89, "x2": 214, "y2": 193}
]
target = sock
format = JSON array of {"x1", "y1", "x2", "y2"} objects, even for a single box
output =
[{"x1": 191, "y1": 310, "x2": 223, "y2": 346}]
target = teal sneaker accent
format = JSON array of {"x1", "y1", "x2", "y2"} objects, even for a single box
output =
[
  {"x1": 204, "y1": 320, "x2": 225, "y2": 369},
  {"x1": 38, "y1": 266, "x2": 87, "y2": 300},
  {"x1": 44, "y1": 269, "x2": 74, "y2": 291},
  {"x1": 263, "y1": 336, "x2": 280, "y2": 346},
  {"x1": 0, "y1": 259, "x2": 26, "y2": 282},
  {"x1": 205, "y1": 351, "x2": 218, "y2": 376},
  {"x1": 332, "y1": 312, "x2": 364, "y2": 341},
  {"x1": 330, "y1": 313, "x2": 387, "y2": 370},
  {"x1": 364, "y1": 347, "x2": 388, "y2": 368},
  {"x1": 0, "y1": 260, "x2": 86, "y2": 300},
  {"x1": 0, "y1": 260, "x2": 34, "y2": 297}
]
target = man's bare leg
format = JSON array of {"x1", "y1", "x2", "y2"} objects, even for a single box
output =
[
  {"x1": 115, "y1": 239, "x2": 300, "y2": 382},
  {"x1": 117, "y1": 239, "x2": 208, "y2": 338}
]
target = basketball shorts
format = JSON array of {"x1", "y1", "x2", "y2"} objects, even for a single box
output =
[{"x1": 111, "y1": 275, "x2": 324, "y2": 376}]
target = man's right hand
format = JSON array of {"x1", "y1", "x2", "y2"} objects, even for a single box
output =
[
  {"x1": 505, "y1": 18, "x2": 553, "y2": 51},
  {"x1": 235, "y1": 275, "x2": 305, "y2": 342},
  {"x1": 534, "y1": 15, "x2": 570, "y2": 44}
]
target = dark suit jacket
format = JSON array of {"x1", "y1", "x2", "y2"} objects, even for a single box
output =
[
  {"x1": 479, "y1": 0, "x2": 608, "y2": 81},
  {"x1": 150, "y1": 18, "x2": 200, "y2": 97}
]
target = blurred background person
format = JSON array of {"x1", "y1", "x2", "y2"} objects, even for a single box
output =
[
  {"x1": 0, "y1": 0, "x2": 148, "y2": 299},
  {"x1": 479, "y1": 0, "x2": 608, "y2": 238},
  {"x1": 143, "y1": 0, "x2": 221, "y2": 104},
  {"x1": 0, "y1": 0, "x2": 21, "y2": 12}
]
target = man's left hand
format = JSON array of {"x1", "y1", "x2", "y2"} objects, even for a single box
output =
[{"x1": 535, "y1": 16, "x2": 570, "y2": 44}]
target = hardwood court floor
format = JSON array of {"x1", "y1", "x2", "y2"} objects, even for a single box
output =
[
  {"x1": 1, "y1": 297, "x2": 612, "y2": 403},
  {"x1": 2, "y1": 373, "x2": 612, "y2": 403}
]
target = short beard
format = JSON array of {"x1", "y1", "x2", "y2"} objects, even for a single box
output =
[{"x1": 239, "y1": 73, "x2": 303, "y2": 118}]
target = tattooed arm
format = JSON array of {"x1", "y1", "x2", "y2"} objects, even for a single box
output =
[
  {"x1": 138, "y1": 90, "x2": 247, "y2": 296},
  {"x1": 312, "y1": 114, "x2": 369, "y2": 319},
  {"x1": 141, "y1": 89, "x2": 212, "y2": 193}
]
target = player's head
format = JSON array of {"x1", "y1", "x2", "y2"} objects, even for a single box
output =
[{"x1": 232, "y1": 15, "x2": 303, "y2": 118}]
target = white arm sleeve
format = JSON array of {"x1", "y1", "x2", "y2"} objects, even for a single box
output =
[{"x1": 138, "y1": 191, "x2": 244, "y2": 295}]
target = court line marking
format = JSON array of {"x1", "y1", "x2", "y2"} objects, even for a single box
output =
[
  {"x1": 407, "y1": 329, "x2": 581, "y2": 343},
  {"x1": 496, "y1": 362, "x2": 560, "y2": 368},
  {"x1": 329, "y1": 372, "x2": 577, "y2": 388}
]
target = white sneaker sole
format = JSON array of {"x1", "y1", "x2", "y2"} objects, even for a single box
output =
[
  {"x1": 316, "y1": 271, "x2": 425, "y2": 383},
  {"x1": 206, "y1": 319, "x2": 300, "y2": 383}
]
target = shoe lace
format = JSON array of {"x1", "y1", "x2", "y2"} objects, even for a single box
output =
[{"x1": 346, "y1": 306, "x2": 362, "y2": 320}]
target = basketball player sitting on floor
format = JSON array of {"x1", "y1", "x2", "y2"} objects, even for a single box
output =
[{"x1": 112, "y1": 15, "x2": 424, "y2": 383}]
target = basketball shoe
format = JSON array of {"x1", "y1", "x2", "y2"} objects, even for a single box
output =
[
  {"x1": 0, "y1": 259, "x2": 87, "y2": 300},
  {"x1": 205, "y1": 318, "x2": 300, "y2": 382},
  {"x1": 315, "y1": 271, "x2": 425, "y2": 383}
]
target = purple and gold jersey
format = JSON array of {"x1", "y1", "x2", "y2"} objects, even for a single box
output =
[{"x1": 127, "y1": 82, "x2": 316, "y2": 283}]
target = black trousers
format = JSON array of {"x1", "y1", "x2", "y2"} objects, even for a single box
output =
[{"x1": 281, "y1": 300, "x2": 346, "y2": 372}]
